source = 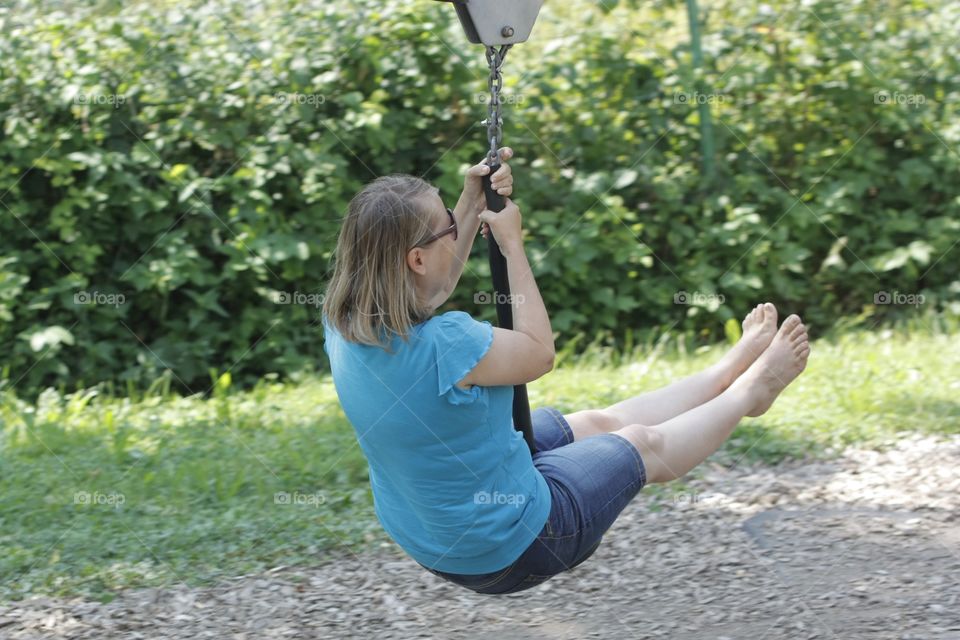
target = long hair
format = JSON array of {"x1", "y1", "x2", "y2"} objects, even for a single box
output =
[{"x1": 322, "y1": 174, "x2": 439, "y2": 350}]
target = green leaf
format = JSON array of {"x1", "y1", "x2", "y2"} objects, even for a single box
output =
[
  {"x1": 24, "y1": 326, "x2": 76, "y2": 352},
  {"x1": 724, "y1": 317, "x2": 742, "y2": 345}
]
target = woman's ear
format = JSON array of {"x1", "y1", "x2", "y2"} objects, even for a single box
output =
[{"x1": 406, "y1": 247, "x2": 427, "y2": 276}]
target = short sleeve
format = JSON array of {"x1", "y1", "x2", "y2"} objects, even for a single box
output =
[
  {"x1": 432, "y1": 310, "x2": 494, "y2": 405},
  {"x1": 321, "y1": 314, "x2": 333, "y2": 356}
]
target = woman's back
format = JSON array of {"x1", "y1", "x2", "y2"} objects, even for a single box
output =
[{"x1": 322, "y1": 310, "x2": 551, "y2": 574}]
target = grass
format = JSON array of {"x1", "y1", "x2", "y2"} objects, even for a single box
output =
[{"x1": 1, "y1": 316, "x2": 957, "y2": 602}]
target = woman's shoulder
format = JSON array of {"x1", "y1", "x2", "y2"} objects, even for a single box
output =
[
  {"x1": 429, "y1": 310, "x2": 481, "y2": 328},
  {"x1": 421, "y1": 311, "x2": 491, "y2": 341},
  {"x1": 428, "y1": 311, "x2": 493, "y2": 352}
]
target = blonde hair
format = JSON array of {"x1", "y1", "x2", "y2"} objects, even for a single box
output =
[{"x1": 322, "y1": 174, "x2": 439, "y2": 350}]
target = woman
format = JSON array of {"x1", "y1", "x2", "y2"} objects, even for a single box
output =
[{"x1": 321, "y1": 148, "x2": 810, "y2": 595}]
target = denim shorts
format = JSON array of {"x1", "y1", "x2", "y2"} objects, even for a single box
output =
[{"x1": 418, "y1": 406, "x2": 647, "y2": 595}]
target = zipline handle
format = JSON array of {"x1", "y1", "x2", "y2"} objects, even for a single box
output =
[
  {"x1": 483, "y1": 161, "x2": 505, "y2": 212},
  {"x1": 483, "y1": 160, "x2": 535, "y2": 456},
  {"x1": 434, "y1": 0, "x2": 541, "y2": 456}
]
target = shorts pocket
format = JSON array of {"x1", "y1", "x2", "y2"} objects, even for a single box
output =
[{"x1": 542, "y1": 512, "x2": 555, "y2": 537}]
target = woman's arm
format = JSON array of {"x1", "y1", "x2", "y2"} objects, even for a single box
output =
[
  {"x1": 447, "y1": 190, "x2": 484, "y2": 287},
  {"x1": 446, "y1": 148, "x2": 514, "y2": 290}
]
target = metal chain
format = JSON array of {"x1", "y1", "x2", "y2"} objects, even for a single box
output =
[{"x1": 484, "y1": 44, "x2": 512, "y2": 166}]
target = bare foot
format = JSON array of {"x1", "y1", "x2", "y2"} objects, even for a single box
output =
[
  {"x1": 730, "y1": 314, "x2": 810, "y2": 417},
  {"x1": 716, "y1": 302, "x2": 779, "y2": 388}
]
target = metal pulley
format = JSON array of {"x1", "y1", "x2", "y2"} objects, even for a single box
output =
[{"x1": 432, "y1": 0, "x2": 544, "y2": 46}]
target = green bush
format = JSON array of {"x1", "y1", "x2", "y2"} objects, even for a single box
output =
[
  {"x1": 0, "y1": 0, "x2": 957, "y2": 397},
  {"x1": 506, "y1": 0, "x2": 960, "y2": 336}
]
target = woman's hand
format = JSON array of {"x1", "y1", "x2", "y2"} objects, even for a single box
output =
[
  {"x1": 464, "y1": 147, "x2": 514, "y2": 241},
  {"x1": 478, "y1": 198, "x2": 523, "y2": 256},
  {"x1": 463, "y1": 147, "x2": 514, "y2": 204}
]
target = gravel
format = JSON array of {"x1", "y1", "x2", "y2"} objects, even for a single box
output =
[{"x1": 3, "y1": 434, "x2": 959, "y2": 640}]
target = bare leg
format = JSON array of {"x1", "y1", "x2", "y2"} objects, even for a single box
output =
[
  {"x1": 605, "y1": 303, "x2": 778, "y2": 427},
  {"x1": 613, "y1": 314, "x2": 810, "y2": 484}
]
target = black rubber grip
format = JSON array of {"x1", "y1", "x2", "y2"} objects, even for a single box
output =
[{"x1": 483, "y1": 162, "x2": 535, "y2": 456}]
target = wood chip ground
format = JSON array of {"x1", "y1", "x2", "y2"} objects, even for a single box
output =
[{"x1": 3, "y1": 434, "x2": 958, "y2": 639}]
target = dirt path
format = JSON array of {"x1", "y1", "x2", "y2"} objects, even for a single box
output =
[{"x1": 3, "y1": 434, "x2": 959, "y2": 639}]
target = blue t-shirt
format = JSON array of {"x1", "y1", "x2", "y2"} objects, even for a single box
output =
[{"x1": 322, "y1": 310, "x2": 551, "y2": 574}]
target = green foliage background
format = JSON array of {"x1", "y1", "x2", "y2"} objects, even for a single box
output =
[{"x1": 0, "y1": 0, "x2": 958, "y2": 396}]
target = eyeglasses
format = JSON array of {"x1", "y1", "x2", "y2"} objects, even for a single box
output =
[{"x1": 412, "y1": 207, "x2": 458, "y2": 249}]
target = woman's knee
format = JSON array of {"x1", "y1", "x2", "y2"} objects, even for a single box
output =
[
  {"x1": 566, "y1": 409, "x2": 625, "y2": 440},
  {"x1": 613, "y1": 424, "x2": 668, "y2": 482}
]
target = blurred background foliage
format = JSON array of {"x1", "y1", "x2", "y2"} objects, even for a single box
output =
[{"x1": 0, "y1": 0, "x2": 958, "y2": 397}]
